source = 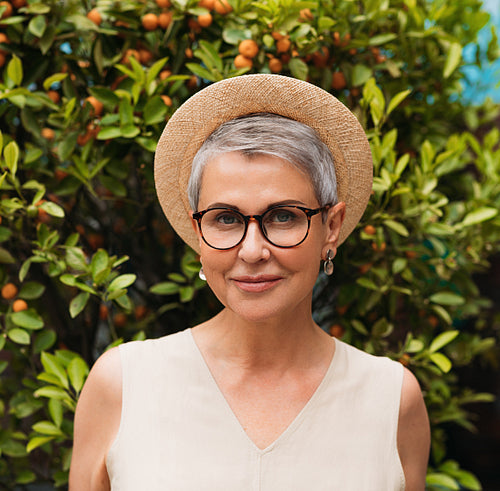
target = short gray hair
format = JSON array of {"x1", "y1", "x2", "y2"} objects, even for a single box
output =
[{"x1": 187, "y1": 113, "x2": 338, "y2": 211}]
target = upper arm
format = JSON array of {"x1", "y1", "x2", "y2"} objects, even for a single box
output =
[
  {"x1": 69, "y1": 347, "x2": 122, "y2": 491},
  {"x1": 397, "y1": 367, "x2": 430, "y2": 491}
]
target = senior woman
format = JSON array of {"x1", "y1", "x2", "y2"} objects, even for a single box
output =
[{"x1": 70, "y1": 74, "x2": 430, "y2": 490}]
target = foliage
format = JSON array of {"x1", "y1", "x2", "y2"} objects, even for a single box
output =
[{"x1": 0, "y1": 0, "x2": 499, "y2": 488}]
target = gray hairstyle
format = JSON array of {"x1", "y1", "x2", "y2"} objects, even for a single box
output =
[{"x1": 187, "y1": 113, "x2": 338, "y2": 211}]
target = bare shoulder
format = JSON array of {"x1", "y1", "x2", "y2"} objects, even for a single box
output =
[
  {"x1": 69, "y1": 347, "x2": 122, "y2": 491},
  {"x1": 397, "y1": 367, "x2": 430, "y2": 491}
]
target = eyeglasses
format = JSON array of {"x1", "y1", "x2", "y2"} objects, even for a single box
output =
[{"x1": 192, "y1": 204, "x2": 331, "y2": 250}]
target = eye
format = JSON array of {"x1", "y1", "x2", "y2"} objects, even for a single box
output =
[
  {"x1": 265, "y1": 207, "x2": 300, "y2": 225},
  {"x1": 215, "y1": 211, "x2": 243, "y2": 226}
]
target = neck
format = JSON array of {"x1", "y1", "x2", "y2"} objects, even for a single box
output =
[{"x1": 192, "y1": 306, "x2": 332, "y2": 372}]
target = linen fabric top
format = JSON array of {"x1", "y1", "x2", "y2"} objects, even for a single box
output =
[{"x1": 106, "y1": 329, "x2": 405, "y2": 490}]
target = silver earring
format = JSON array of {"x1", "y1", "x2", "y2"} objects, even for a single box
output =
[
  {"x1": 198, "y1": 267, "x2": 206, "y2": 281},
  {"x1": 323, "y1": 249, "x2": 334, "y2": 276}
]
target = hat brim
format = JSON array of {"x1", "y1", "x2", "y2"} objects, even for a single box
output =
[{"x1": 154, "y1": 74, "x2": 373, "y2": 254}]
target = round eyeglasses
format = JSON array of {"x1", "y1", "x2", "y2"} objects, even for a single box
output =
[{"x1": 192, "y1": 204, "x2": 331, "y2": 250}]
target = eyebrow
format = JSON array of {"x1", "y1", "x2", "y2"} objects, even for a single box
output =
[{"x1": 204, "y1": 199, "x2": 310, "y2": 212}]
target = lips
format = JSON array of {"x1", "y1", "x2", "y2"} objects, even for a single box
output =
[{"x1": 231, "y1": 274, "x2": 283, "y2": 293}]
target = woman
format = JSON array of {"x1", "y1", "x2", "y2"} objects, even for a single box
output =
[{"x1": 70, "y1": 74, "x2": 430, "y2": 490}]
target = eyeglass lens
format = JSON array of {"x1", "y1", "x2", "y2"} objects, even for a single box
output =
[{"x1": 199, "y1": 206, "x2": 310, "y2": 249}]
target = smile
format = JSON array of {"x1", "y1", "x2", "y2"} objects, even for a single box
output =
[{"x1": 232, "y1": 275, "x2": 283, "y2": 293}]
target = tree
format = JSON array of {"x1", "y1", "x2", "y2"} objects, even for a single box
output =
[{"x1": 0, "y1": 0, "x2": 499, "y2": 488}]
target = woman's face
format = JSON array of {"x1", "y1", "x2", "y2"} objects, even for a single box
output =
[{"x1": 192, "y1": 151, "x2": 344, "y2": 324}]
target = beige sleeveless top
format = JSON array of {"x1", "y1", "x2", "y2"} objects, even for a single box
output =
[{"x1": 106, "y1": 329, "x2": 405, "y2": 490}]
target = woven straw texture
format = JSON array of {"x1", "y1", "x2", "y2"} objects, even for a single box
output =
[{"x1": 154, "y1": 74, "x2": 373, "y2": 253}]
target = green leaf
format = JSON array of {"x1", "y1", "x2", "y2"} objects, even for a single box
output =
[
  {"x1": 7, "y1": 328, "x2": 31, "y2": 345},
  {"x1": 383, "y1": 219, "x2": 409, "y2": 237},
  {"x1": 0, "y1": 247, "x2": 16, "y2": 264},
  {"x1": 429, "y1": 292, "x2": 465, "y2": 306},
  {"x1": 11, "y1": 310, "x2": 44, "y2": 330},
  {"x1": 39, "y1": 201, "x2": 65, "y2": 218},
  {"x1": 386, "y1": 89, "x2": 411, "y2": 116},
  {"x1": 429, "y1": 352, "x2": 452, "y2": 373},
  {"x1": 34, "y1": 386, "x2": 70, "y2": 401},
  {"x1": 143, "y1": 96, "x2": 168, "y2": 125},
  {"x1": 429, "y1": 330, "x2": 459, "y2": 353},
  {"x1": 27, "y1": 436, "x2": 54, "y2": 453},
  {"x1": 407, "y1": 339, "x2": 424, "y2": 353},
  {"x1": 97, "y1": 127, "x2": 122, "y2": 140},
  {"x1": 89, "y1": 87, "x2": 120, "y2": 107},
  {"x1": 179, "y1": 286, "x2": 195, "y2": 302},
  {"x1": 32, "y1": 420, "x2": 64, "y2": 436},
  {"x1": 4, "y1": 140, "x2": 20, "y2": 176},
  {"x1": 369, "y1": 33, "x2": 397, "y2": 45},
  {"x1": 19, "y1": 281, "x2": 45, "y2": 300},
  {"x1": 356, "y1": 277, "x2": 378, "y2": 290},
  {"x1": 98, "y1": 175, "x2": 127, "y2": 197},
  {"x1": 108, "y1": 274, "x2": 136, "y2": 291},
  {"x1": 91, "y1": 249, "x2": 109, "y2": 282},
  {"x1": 289, "y1": 58, "x2": 308, "y2": 81},
  {"x1": 352, "y1": 64, "x2": 372, "y2": 87},
  {"x1": 462, "y1": 207, "x2": 497, "y2": 227},
  {"x1": 48, "y1": 399, "x2": 63, "y2": 428},
  {"x1": 43, "y1": 73, "x2": 68, "y2": 91},
  {"x1": 33, "y1": 330, "x2": 57, "y2": 354},
  {"x1": 57, "y1": 131, "x2": 78, "y2": 161},
  {"x1": 426, "y1": 472, "x2": 459, "y2": 489},
  {"x1": 443, "y1": 42, "x2": 462, "y2": 79},
  {"x1": 67, "y1": 357, "x2": 89, "y2": 394},
  {"x1": 65, "y1": 247, "x2": 88, "y2": 271},
  {"x1": 28, "y1": 14, "x2": 46, "y2": 38},
  {"x1": 70, "y1": 292, "x2": 90, "y2": 318},
  {"x1": 7, "y1": 55, "x2": 23, "y2": 86},
  {"x1": 149, "y1": 281, "x2": 180, "y2": 295},
  {"x1": 186, "y1": 63, "x2": 220, "y2": 82},
  {"x1": 41, "y1": 352, "x2": 68, "y2": 389}
]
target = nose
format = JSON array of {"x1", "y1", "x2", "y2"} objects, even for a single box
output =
[{"x1": 237, "y1": 217, "x2": 270, "y2": 262}]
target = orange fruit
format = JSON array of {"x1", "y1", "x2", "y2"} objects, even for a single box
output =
[
  {"x1": 198, "y1": 0, "x2": 215, "y2": 8},
  {"x1": 371, "y1": 241, "x2": 386, "y2": 252},
  {"x1": 333, "y1": 31, "x2": 341, "y2": 46},
  {"x1": 141, "y1": 13, "x2": 158, "y2": 31},
  {"x1": 155, "y1": 0, "x2": 171, "y2": 6},
  {"x1": 358, "y1": 262, "x2": 372, "y2": 274},
  {"x1": 47, "y1": 90, "x2": 60, "y2": 103},
  {"x1": 271, "y1": 31, "x2": 284, "y2": 41},
  {"x1": 0, "y1": 32, "x2": 9, "y2": 51},
  {"x1": 113, "y1": 312, "x2": 127, "y2": 328},
  {"x1": 238, "y1": 39, "x2": 258, "y2": 59},
  {"x1": 0, "y1": 1, "x2": 13, "y2": 19},
  {"x1": 276, "y1": 38, "x2": 290, "y2": 53},
  {"x1": 268, "y1": 57, "x2": 282, "y2": 73},
  {"x1": 187, "y1": 17, "x2": 201, "y2": 33},
  {"x1": 187, "y1": 75, "x2": 198, "y2": 89},
  {"x1": 312, "y1": 46, "x2": 329, "y2": 68},
  {"x1": 11, "y1": 0, "x2": 26, "y2": 6},
  {"x1": 299, "y1": 8, "x2": 313, "y2": 21},
  {"x1": 234, "y1": 54, "x2": 252, "y2": 68},
  {"x1": 161, "y1": 95, "x2": 172, "y2": 106},
  {"x1": 0, "y1": 52, "x2": 6, "y2": 67},
  {"x1": 138, "y1": 48, "x2": 153, "y2": 64},
  {"x1": 134, "y1": 305, "x2": 148, "y2": 320},
  {"x1": 122, "y1": 48, "x2": 139, "y2": 64},
  {"x1": 85, "y1": 96, "x2": 103, "y2": 116},
  {"x1": 399, "y1": 354, "x2": 411, "y2": 367},
  {"x1": 87, "y1": 8, "x2": 102, "y2": 26},
  {"x1": 1, "y1": 282, "x2": 18, "y2": 300},
  {"x1": 350, "y1": 87, "x2": 360, "y2": 97},
  {"x1": 331, "y1": 71, "x2": 346, "y2": 90},
  {"x1": 405, "y1": 250, "x2": 417, "y2": 259},
  {"x1": 184, "y1": 47, "x2": 193, "y2": 58},
  {"x1": 41, "y1": 127, "x2": 55, "y2": 141},
  {"x1": 159, "y1": 69, "x2": 172, "y2": 80},
  {"x1": 12, "y1": 299, "x2": 28, "y2": 312},
  {"x1": 329, "y1": 324, "x2": 345, "y2": 338},
  {"x1": 363, "y1": 225, "x2": 376, "y2": 235},
  {"x1": 213, "y1": 0, "x2": 232, "y2": 14},
  {"x1": 197, "y1": 12, "x2": 212, "y2": 27},
  {"x1": 158, "y1": 11, "x2": 173, "y2": 28},
  {"x1": 98, "y1": 304, "x2": 109, "y2": 320}
]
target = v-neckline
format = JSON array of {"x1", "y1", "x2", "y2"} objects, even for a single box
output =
[{"x1": 186, "y1": 328, "x2": 339, "y2": 454}]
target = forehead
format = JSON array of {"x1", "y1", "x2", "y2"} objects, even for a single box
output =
[{"x1": 198, "y1": 152, "x2": 317, "y2": 210}]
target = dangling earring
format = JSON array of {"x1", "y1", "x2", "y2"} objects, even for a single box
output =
[
  {"x1": 198, "y1": 266, "x2": 206, "y2": 281},
  {"x1": 323, "y1": 249, "x2": 334, "y2": 276}
]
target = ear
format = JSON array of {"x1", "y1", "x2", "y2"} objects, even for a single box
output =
[{"x1": 322, "y1": 202, "x2": 346, "y2": 260}]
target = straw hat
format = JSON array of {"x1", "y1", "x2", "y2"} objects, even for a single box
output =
[{"x1": 154, "y1": 74, "x2": 373, "y2": 253}]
